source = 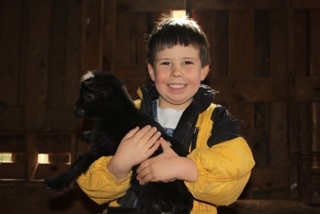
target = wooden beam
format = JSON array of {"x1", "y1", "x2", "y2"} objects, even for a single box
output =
[
  {"x1": 117, "y1": 0, "x2": 287, "y2": 12},
  {"x1": 26, "y1": 133, "x2": 38, "y2": 180},
  {"x1": 251, "y1": 167, "x2": 290, "y2": 189},
  {"x1": 294, "y1": 77, "x2": 320, "y2": 102},
  {"x1": 24, "y1": 0, "x2": 52, "y2": 130},
  {"x1": 212, "y1": 77, "x2": 288, "y2": 102},
  {"x1": 291, "y1": 0, "x2": 320, "y2": 9},
  {"x1": 117, "y1": 0, "x2": 184, "y2": 12},
  {"x1": 191, "y1": 0, "x2": 286, "y2": 10},
  {"x1": 0, "y1": 133, "x2": 25, "y2": 153},
  {"x1": 102, "y1": 0, "x2": 117, "y2": 71},
  {"x1": 84, "y1": 0, "x2": 104, "y2": 71}
]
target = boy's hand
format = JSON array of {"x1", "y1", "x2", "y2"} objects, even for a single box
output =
[
  {"x1": 107, "y1": 125, "x2": 161, "y2": 179},
  {"x1": 136, "y1": 138, "x2": 198, "y2": 185}
]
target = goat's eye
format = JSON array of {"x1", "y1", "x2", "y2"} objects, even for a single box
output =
[{"x1": 84, "y1": 93, "x2": 96, "y2": 101}]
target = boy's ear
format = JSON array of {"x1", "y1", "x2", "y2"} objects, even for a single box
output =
[
  {"x1": 200, "y1": 65, "x2": 210, "y2": 81},
  {"x1": 147, "y1": 63, "x2": 156, "y2": 81}
]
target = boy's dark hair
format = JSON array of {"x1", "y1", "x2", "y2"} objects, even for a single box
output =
[{"x1": 146, "y1": 15, "x2": 211, "y2": 67}]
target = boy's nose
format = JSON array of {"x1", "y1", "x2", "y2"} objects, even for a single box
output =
[{"x1": 170, "y1": 66, "x2": 183, "y2": 77}]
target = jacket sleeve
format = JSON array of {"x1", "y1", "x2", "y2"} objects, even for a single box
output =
[
  {"x1": 185, "y1": 136, "x2": 255, "y2": 206},
  {"x1": 76, "y1": 156, "x2": 132, "y2": 205}
]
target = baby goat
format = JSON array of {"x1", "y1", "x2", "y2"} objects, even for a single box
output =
[{"x1": 44, "y1": 70, "x2": 193, "y2": 214}]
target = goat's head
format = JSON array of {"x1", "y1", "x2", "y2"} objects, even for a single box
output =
[{"x1": 73, "y1": 70, "x2": 127, "y2": 120}]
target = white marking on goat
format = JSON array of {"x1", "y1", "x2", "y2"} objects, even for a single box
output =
[{"x1": 82, "y1": 71, "x2": 94, "y2": 81}]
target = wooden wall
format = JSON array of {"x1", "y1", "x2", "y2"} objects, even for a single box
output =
[
  {"x1": 112, "y1": 0, "x2": 320, "y2": 200},
  {"x1": 0, "y1": 0, "x2": 320, "y2": 210}
]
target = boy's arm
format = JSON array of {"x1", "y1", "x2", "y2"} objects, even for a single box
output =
[
  {"x1": 185, "y1": 136, "x2": 255, "y2": 206},
  {"x1": 76, "y1": 156, "x2": 132, "y2": 205},
  {"x1": 76, "y1": 125, "x2": 160, "y2": 205}
]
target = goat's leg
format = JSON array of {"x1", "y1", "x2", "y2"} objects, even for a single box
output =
[{"x1": 44, "y1": 146, "x2": 102, "y2": 190}]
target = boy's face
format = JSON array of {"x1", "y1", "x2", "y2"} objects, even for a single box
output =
[{"x1": 147, "y1": 45, "x2": 209, "y2": 109}]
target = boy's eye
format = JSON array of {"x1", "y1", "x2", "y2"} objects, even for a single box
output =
[
  {"x1": 184, "y1": 61, "x2": 193, "y2": 65},
  {"x1": 160, "y1": 61, "x2": 171, "y2": 66}
]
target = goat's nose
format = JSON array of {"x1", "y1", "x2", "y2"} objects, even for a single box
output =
[{"x1": 74, "y1": 108, "x2": 85, "y2": 117}]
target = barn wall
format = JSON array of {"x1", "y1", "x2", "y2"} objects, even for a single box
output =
[{"x1": 0, "y1": 0, "x2": 320, "y2": 212}]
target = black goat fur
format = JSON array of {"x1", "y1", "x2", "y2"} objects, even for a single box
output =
[{"x1": 44, "y1": 70, "x2": 193, "y2": 214}]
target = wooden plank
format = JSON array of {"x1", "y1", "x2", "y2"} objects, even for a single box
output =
[
  {"x1": 251, "y1": 166, "x2": 290, "y2": 191},
  {"x1": 135, "y1": 13, "x2": 152, "y2": 65},
  {"x1": 34, "y1": 163, "x2": 71, "y2": 179},
  {"x1": 312, "y1": 103, "x2": 320, "y2": 151},
  {"x1": 212, "y1": 77, "x2": 287, "y2": 102},
  {"x1": 269, "y1": 10, "x2": 289, "y2": 168},
  {"x1": 48, "y1": 153, "x2": 71, "y2": 164},
  {"x1": 84, "y1": 0, "x2": 103, "y2": 71},
  {"x1": 46, "y1": 108, "x2": 78, "y2": 131},
  {"x1": 229, "y1": 10, "x2": 255, "y2": 76},
  {"x1": 286, "y1": 2, "x2": 298, "y2": 199},
  {"x1": 269, "y1": 10, "x2": 288, "y2": 78},
  {"x1": 293, "y1": 10, "x2": 309, "y2": 77},
  {"x1": 115, "y1": 11, "x2": 164, "y2": 67},
  {"x1": 270, "y1": 103, "x2": 288, "y2": 166},
  {"x1": 253, "y1": 103, "x2": 270, "y2": 167},
  {"x1": 191, "y1": 0, "x2": 287, "y2": 10},
  {"x1": 310, "y1": 11, "x2": 320, "y2": 151},
  {"x1": 70, "y1": 133, "x2": 78, "y2": 162},
  {"x1": 0, "y1": 163, "x2": 26, "y2": 179},
  {"x1": 19, "y1": 0, "x2": 28, "y2": 108},
  {"x1": 291, "y1": 0, "x2": 320, "y2": 9},
  {"x1": 102, "y1": 0, "x2": 117, "y2": 71},
  {"x1": 0, "y1": 133, "x2": 25, "y2": 153},
  {"x1": 294, "y1": 78, "x2": 320, "y2": 102},
  {"x1": 0, "y1": 0, "x2": 3, "y2": 27},
  {"x1": 115, "y1": 67, "x2": 151, "y2": 98},
  {"x1": 117, "y1": 0, "x2": 185, "y2": 11},
  {"x1": 222, "y1": 200, "x2": 320, "y2": 213},
  {"x1": 297, "y1": 103, "x2": 313, "y2": 151},
  {"x1": 310, "y1": 11, "x2": 320, "y2": 76},
  {"x1": 251, "y1": 9, "x2": 277, "y2": 171},
  {"x1": 0, "y1": 0, "x2": 24, "y2": 130},
  {"x1": 292, "y1": 10, "x2": 312, "y2": 155},
  {"x1": 26, "y1": 133, "x2": 38, "y2": 180},
  {"x1": 254, "y1": 10, "x2": 270, "y2": 77},
  {"x1": 63, "y1": 0, "x2": 83, "y2": 108},
  {"x1": 0, "y1": 107, "x2": 24, "y2": 130},
  {"x1": 228, "y1": 10, "x2": 255, "y2": 161},
  {"x1": 47, "y1": 0, "x2": 67, "y2": 109},
  {"x1": 36, "y1": 133, "x2": 73, "y2": 153},
  {"x1": 24, "y1": 0, "x2": 51, "y2": 130},
  {"x1": 0, "y1": 0, "x2": 23, "y2": 105},
  {"x1": 193, "y1": 10, "x2": 229, "y2": 77},
  {"x1": 115, "y1": 12, "x2": 138, "y2": 65},
  {"x1": 11, "y1": 153, "x2": 25, "y2": 163},
  {"x1": 80, "y1": 0, "x2": 88, "y2": 74},
  {"x1": 117, "y1": 0, "x2": 286, "y2": 11}
]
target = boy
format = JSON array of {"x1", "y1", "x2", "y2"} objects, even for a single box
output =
[{"x1": 77, "y1": 16, "x2": 255, "y2": 213}]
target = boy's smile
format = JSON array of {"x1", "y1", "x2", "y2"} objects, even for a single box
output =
[{"x1": 147, "y1": 45, "x2": 209, "y2": 110}]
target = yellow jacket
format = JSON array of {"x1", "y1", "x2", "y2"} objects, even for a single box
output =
[{"x1": 77, "y1": 84, "x2": 255, "y2": 213}]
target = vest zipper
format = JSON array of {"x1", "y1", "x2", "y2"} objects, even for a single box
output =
[{"x1": 191, "y1": 128, "x2": 199, "y2": 151}]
